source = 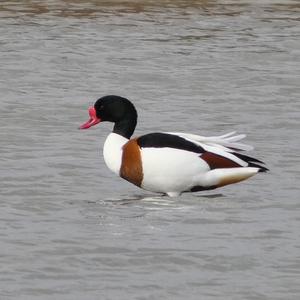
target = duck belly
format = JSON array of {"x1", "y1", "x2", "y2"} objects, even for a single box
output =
[{"x1": 140, "y1": 148, "x2": 209, "y2": 194}]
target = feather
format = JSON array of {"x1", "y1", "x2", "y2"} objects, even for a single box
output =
[{"x1": 167, "y1": 132, "x2": 254, "y2": 152}]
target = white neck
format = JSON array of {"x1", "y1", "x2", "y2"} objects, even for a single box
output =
[{"x1": 103, "y1": 133, "x2": 128, "y2": 175}]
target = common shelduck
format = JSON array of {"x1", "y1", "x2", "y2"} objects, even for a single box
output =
[{"x1": 80, "y1": 95, "x2": 268, "y2": 197}]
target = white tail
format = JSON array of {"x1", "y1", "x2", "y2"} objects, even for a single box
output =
[{"x1": 202, "y1": 167, "x2": 259, "y2": 188}]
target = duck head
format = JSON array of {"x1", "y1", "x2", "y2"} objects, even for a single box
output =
[{"x1": 79, "y1": 95, "x2": 137, "y2": 139}]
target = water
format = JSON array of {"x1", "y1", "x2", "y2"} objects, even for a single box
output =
[{"x1": 0, "y1": 0, "x2": 299, "y2": 299}]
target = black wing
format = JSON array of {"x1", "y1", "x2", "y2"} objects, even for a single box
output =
[{"x1": 136, "y1": 132, "x2": 205, "y2": 154}]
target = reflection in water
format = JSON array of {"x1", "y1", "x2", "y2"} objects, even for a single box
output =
[
  {"x1": 0, "y1": 0, "x2": 210, "y2": 18},
  {"x1": 0, "y1": 0, "x2": 214, "y2": 16},
  {"x1": 0, "y1": 0, "x2": 299, "y2": 18}
]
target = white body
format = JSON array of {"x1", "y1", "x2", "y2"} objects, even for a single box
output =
[
  {"x1": 140, "y1": 147, "x2": 209, "y2": 193},
  {"x1": 103, "y1": 131, "x2": 260, "y2": 197}
]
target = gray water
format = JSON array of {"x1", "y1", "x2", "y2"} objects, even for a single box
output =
[{"x1": 1, "y1": 0, "x2": 300, "y2": 299}]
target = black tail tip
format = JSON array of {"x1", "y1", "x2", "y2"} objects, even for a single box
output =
[{"x1": 258, "y1": 166, "x2": 269, "y2": 173}]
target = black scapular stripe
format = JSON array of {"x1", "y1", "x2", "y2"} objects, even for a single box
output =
[
  {"x1": 137, "y1": 133, "x2": 205, "y2": 153},
  {"x1": 233, "y1": 152, "x2": 264, "y2": 164}
]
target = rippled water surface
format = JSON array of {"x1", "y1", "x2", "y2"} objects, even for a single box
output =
[{"x1": 1, "y1": 0, "x2": 300, "y2": 299}]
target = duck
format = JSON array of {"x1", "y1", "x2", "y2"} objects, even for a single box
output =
[{"x1": 79, "y1": 95, "x2": 268, "y2": 197}]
